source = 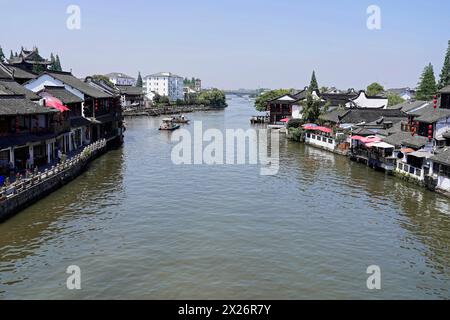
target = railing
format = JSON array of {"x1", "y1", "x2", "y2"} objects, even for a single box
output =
[
  {"x1": 0, "y1": 139, "x2": 107, "y2": 202},
  {"x1": 397, "y1": 162, "x2": 424, "y2": 180}
]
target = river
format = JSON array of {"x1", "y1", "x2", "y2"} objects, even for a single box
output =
[{"x1": 0, "y1": 95, "x2": 449, "y2": 299}]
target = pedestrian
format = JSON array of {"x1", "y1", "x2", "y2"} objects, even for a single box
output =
[{"x1": 57, "y1": 149, "x2": 62, "y2": 163}]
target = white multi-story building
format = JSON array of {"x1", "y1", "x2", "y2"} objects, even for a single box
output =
[
  {"x1": 105, "y1": 72, "x2": 136, "y2": 86},
  {"x1": 143, "y1": 72, "x2": 184, "y2": 101}
]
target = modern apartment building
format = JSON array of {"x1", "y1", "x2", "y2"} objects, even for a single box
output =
[{"x1": 143, "y1": 72, "x2": 184, "y2": 101}]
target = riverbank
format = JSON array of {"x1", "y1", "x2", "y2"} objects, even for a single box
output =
[
  {"x1": 123, "y1": 105, "x2": 225, "y2": 117},
  {"x1": 286, "y1": 127, "x2": 450, "y2": 198},
  {"x1": 0, "y1": 137, "x2": 120, "y2": 222}
]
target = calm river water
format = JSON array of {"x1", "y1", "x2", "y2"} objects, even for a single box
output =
[{"x1": 0, "y1": 96, "x2": 450, "y2": 299}]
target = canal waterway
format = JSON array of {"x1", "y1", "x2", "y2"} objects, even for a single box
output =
[{"x1": 0, "y1": 96, "x2": 449, "y2": 299}]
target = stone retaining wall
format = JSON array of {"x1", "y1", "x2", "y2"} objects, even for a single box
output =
[{"x1": 0, "y1": 140, "x2": 107, "y2": 222}]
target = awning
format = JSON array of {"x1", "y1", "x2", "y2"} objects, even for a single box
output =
[
  {"x1": 366, "y1": 141, "x2": 395, "y2": 149},
  {"x1": 351, "y1": 135, "x2": 365, "y2": 141},
  {"x1": 401, "y1": 148, "x2": 415, "y2": 154},
  {"x1": 360, "y1": 136, "x2": 382, "y2": 144},
  {"x1": 409, "y1": 150, "x2": 433, "y2": 158},
  {"x1": 44, "y1": 96, "x2": 70, "y2": 112},
  {"x1": 280, "y1": 118, "x2": 290, "y2": 123},
  {"x1": 304, "y1": 125, "x2": 332, "y2": 133}
]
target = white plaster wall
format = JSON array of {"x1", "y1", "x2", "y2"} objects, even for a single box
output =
[
  {"x1": 305, "y1": 134, "x2": 336, "y2": 151},
  {"x1": 346, "y1": 92, "x2": 388, "y2": 109},
  {"x1": 437, "y1": 176, "x2": 450, "y2": 192},
  {"x1": 292, "y1": 105, "x2": 303, "y2": 119},
  {"x1": 25, "y1": 75, "x2": 85, "y2": 100}
]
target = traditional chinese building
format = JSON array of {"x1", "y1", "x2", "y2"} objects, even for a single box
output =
[{"x1": 8, "y1": 48, "x2": 51, "y2": 73}]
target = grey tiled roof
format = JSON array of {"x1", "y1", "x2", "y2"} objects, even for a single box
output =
[
  {"x1": 414, "y1": 108, "x2": 450, "y2": 124},
  {"x1": 6, "y1": 65, "x2": 37, "y2": 80},
  {"x1": 117, "y1": 85, "x2": 144, "y2": 96},
  {"x1": 439, "y1": 85, "x2": 450, "y2": 93},
  {"x1": 45, "y1": 71, "x2": 112, "y2": 99},
  {"x1": 322, "y1": 108, "x2": 406, "y2": 124},
  {"x1": 431, "y1": 148, "x2": 450, "y2": 165},
  {"x1": 0, "y1": 79, "x2": 40, "y2": 100},
  {"x1": 0, "y1": 95, "x2": 58, "y2": 116},
  {"x1": 387, "y1": 100, "x2": 429, "y2": 113},
  {"x1": 42, "y1": 86, "x2": 83, "y2": 104},
  {"x1": 382, "y1": 132, "x2": 429, "y2": 149}
]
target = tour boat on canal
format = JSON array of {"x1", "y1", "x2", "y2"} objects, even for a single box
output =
[
  {"x1": 172, "y1": 115, "x2": 190, "y2": 124},
  {"x1": 159, "y1": 118, "x2": 181, "y2": 131}
]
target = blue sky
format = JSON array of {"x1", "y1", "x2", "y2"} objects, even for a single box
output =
[{"x1": 1, "y1": 0, "x2": 449, "y2": 90}]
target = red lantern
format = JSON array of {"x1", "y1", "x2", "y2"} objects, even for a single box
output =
[
  {"x1": 434, "y1": 95, "x2": 438, "y2": 109},
  {"x1": 428, "y1": 124, "x2": 433, "y2": 129},
  {"x1": 428, "y1": 130, "x2": 433, "y2": 135}
]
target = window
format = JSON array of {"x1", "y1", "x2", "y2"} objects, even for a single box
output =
[{"x1": 328, "y1": 139, "x2": 333, "y2": 144}]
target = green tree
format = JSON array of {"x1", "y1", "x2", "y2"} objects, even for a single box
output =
[
  {"x1": 366, "y1": 82, "x2": 385, "y2": 96},
  {"x1": 0, "y1": 46, "x2": 5, "y2": 63},
  {"x1": 254, "y1": 89, "x2": 291, "y2": 112},
  {"x1": 49, "y1": 53, "x2": 56, "y2": 71},
  {"x1": 438, "y1": 40, "x2": 450, "y2": 89},
  {"x1": 136, "y1": 72, "x2": 143, "y2": 87},
  {"x1": 416, "y1": 63, "x2": 437, "y2": 101},
  {"x1": 387, "y1": 94, "x2": 405, "y2": 107},
  {"x1": 91, "y1": 75, "x2": 115, "y2": 87},
  {"x1": 309, "y1": 71, "x2": 319, "y2": 93},
  {"x1": 55, "y1": 55, "x2": 62, "y2": 71},
  {"x1": 9, "y1": 50, "x2": 13, "y2": 60},
  {"x1": 301, "y1": 92, "x2": 327, "y2": 123},
  {"x1": 197, "y1": 89, "x2": 227, "y2": 108},
  {"x1": 159, "y1": 96, "x2": 170, "y2": 105},
  {"x1": 32, "y1": 58, "x2": 45, "y2": 74},
  {"x1": 153, "y1": 93, "x2": 161, "y2": 104}
]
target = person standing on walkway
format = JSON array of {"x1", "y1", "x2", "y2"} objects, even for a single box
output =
[{"x1": 57, "y1": 149, "x2": 62, "y2": 163}]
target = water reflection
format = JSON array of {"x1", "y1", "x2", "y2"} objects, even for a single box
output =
[
  {"x1": 0, "y1": 148, "x2": 125, "y2": 266},
  {"x1": 0, "y1": 96, "x2": 449, "y2": 299}
]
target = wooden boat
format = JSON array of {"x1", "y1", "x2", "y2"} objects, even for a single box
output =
[
  {"x1": 172, "y1": 115, "x2": 190, "y2": 124},
  {"x1": 159, "y1": 118, "x2": 180, "y2": 131}
]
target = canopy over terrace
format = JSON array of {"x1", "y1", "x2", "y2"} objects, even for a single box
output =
[
  {"x1": 365, "y1": 141, "x2": 395, "y2": 149},
  {"x1": 303, "y1": 125, "x2": 332, "y2": 134},
  {"x1": 350, "y1": 135, "x2": 382, "y2": 144}
]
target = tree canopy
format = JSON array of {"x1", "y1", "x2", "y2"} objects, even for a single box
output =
[
  {"x1": 366, "y1": 82, "x2": 385, "y2": 96},
  {"x1": 197, "y1": 89, "x2": 227, "y2": 108},
  {"x1": 54, "y1": 55, "x2": 62, "y2": 71},
  {"x1": 416, "y1": 63, "x2": 437, "y2": 101},
  {"x1": 136, "y1": 72, "x2": 143, "y2": 87},
  {"x1": 387, "y1": 94, "x2": 405, "y2": 107},
  {"x1": 439, "y1": 40, "x2": 450, "y2": 89},
  {"x1": 0, "y1": 46, "x2": 5, "y2": 63},
  {"x1": 309, "y1": 71, "x2": 319, "y2": 93},
  {"x1": 301, "y1": 92, "x2": 329, "y2": 123},
  {"x1": 91, "y1": 75, "x2": 115, "y2": 88},
  {"x1": 254, "y1": 89, "x2": 291, "y2": 112}
]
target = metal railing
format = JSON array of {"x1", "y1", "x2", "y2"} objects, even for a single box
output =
[{"x1": 0, "y1": 139, "x2": 107, "y2": 202}]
